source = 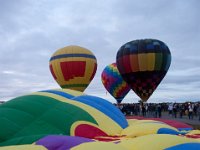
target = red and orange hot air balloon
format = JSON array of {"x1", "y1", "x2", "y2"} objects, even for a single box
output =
[
  {"x1": 116, "y1": 39, "x2": 171, "y2": 102},
  {"x1": 49, "y1": 45, "x2": 97, "y2": 92}
]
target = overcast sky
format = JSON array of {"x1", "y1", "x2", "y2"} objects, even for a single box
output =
[{"x1": 0, "y1": 0, "x2": 199, "y2": 103}]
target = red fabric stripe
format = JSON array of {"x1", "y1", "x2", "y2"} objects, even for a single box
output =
[
  {"x1": 117, "y1": 57, "x2": 125, "y2": 74},
  {"x1": 50, "y1": 64, "x2": 57, "y2": 79},
  {"x1": 74, "y1": 124, "x2": 125, "y2": 141},
  {"x1": 185, "y1": 134, "x2": 200, "y2": 139},
  {"x1": 126, "y1": 116, "x2": 192, "y2": 129},
  {"x1": 122, "y1": 55, "x2": 132, "y2": 73},
  {"x1": 94, "y1": 137, "x2": 121, "y2": 142},
  {"x1": 74, "y1": 124, "x2": 108, "y2": 139},
  {"x1": 89, "y1": 63, "x2": 97, "y2": 81},
  {"x1": 60, "y1": 61, "x2": 86, "y2": 81}
]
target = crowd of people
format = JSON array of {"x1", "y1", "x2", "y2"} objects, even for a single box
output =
[
  {"x1": 114, "y1": 102, "x2": 200, "y2": 121},
  {"x1": 0, "y1": 101, "x2": 4, "y2": 104}
]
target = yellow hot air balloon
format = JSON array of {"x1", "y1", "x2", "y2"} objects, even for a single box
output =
[{"x1": 49, "y1": 45, "x2": 97, "y2": 92}]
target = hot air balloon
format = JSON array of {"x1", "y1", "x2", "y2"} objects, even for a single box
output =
[
  {"x1": 49, "y1": 45, "x2": 97, "y2": 92},
  {"x1": 116, "y1": 39, "x2": 171, "y2": 102},
  {"x1": 101, "y1": 63, "x2": 130, "y2": 103}
]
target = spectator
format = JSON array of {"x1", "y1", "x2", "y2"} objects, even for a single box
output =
[
  {"x1": 157, "y1": 104, "x2": 162, "y2": 118},
  {"x1": 168, "y1": 103, "x2": 173, "y2": 116},
  {"x1": 145, "y1": 104, "x2": 149, "y2": 116},
  {"x1": 141, "y1": 103, "x2": 146, "y2": 117},
  {"x1": 188, "y1": 103, "x2": 193, "y2": 119},
  {"x1": 173, "y1": 103, "x2": 178, "y2": 118},
  {"x1": 197, "y1": 103, "x2": 200, "y2": 121},
  {"x1": 193, "y1": 103, "x2": 198, "y2": 117},
  {"x1": 179, "y1": 104, "x2": 184, "y2": 118}
]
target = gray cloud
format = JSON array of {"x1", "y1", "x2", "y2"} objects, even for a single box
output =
[{"x1": 0, "y1": 0, "x2": 199, "y2": 103}]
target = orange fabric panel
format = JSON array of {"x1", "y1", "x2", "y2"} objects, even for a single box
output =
[{"x1": 129, "y1": 54, "x2": 139, "y2": 72}]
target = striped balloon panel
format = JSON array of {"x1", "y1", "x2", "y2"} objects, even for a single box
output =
[
  {"x1": 101, "y1": 63, "x2": 130, "y2": 103},
  {"x1": 117, "y1": 39, "x2": 171, "y2": 73},
  {"x1": 49, "y1": 46, "x2": 97, "y2": 92},
  {"x1": 117, "y1": 53, "x2": 171, "y2": 74}
]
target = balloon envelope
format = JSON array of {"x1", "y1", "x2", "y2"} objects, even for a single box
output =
[
  {"x1": 116, "y1": 39, "x2": 171, "y2": 101},
  {"x1": 0, "y1": 89, "x2": 128, "y2": 146},
  {"x1": 49, "y1": 45, "x2": 97, "y2": 92},
  {"x1": 101, "y1": 63, "x2": 130, "y2": 103}
]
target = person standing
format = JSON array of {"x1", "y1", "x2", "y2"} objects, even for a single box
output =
[
  {"x1": 168, "y1": 103, "x2": 173, "y2": 116},
  {"x1": 141, "y1": 103, "x2": 146, "y2": 117},
  {"x1": 197, "y1": 103, "x2": 200, "y2": 121},
  {"x1": 188, "y1": 103, "x2": 193, "y2": 120},
  {"x1": 179, "y1": 104, "x2": 184, "y2": 118},
  {"x1": 157, "y1": 104, "x2": 162, "y2": 118},
  {"x1": 173, "y1": 103, "x2": 177, "y2": 118}
]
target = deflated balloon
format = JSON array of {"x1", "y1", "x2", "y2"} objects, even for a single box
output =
[
  {"x1": 49, "y1": 45, "x2": 97, "y2": 92},
  {"x1": 0, "y1": 89, "x2": 128, "y2": 146},
  {"x1": 116, "y1": 39, "x2": 171, "y2": 101},
  {"x1": 101, "y1": 63, "x2": 130, "y2": 103}
]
